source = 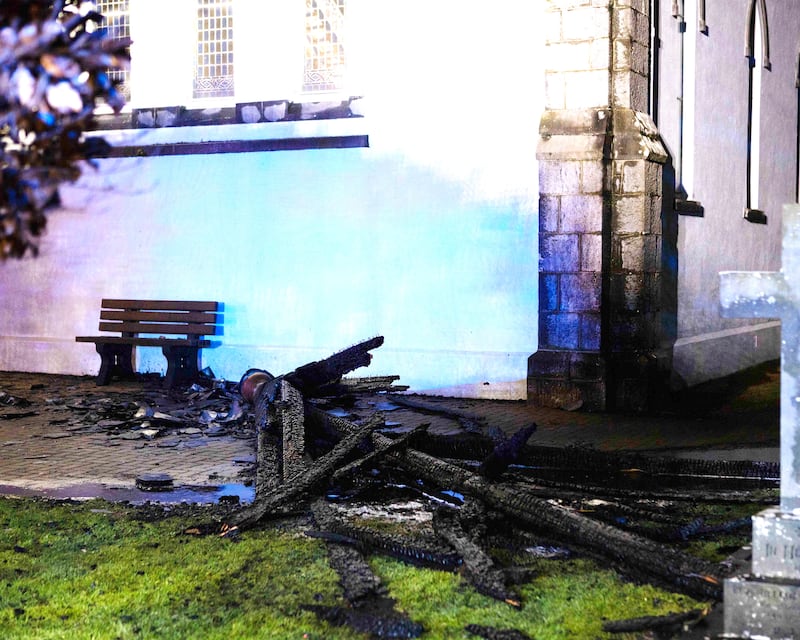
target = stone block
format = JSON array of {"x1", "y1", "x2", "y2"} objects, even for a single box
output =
[
  {"x1": 550, "y1": 0, "x2": 593, "y2": 10},
  {"x1": 643, "y1": 235, "x2": 662, "y2": 272},
  {"x1": 564, "y1": 70, "x2": 611, "y2": 109},
  {"x1": 629, "y1": 71, "x2": 648, "y2": 113},
  {"x1": 613, "y1": 196, "x2": 646, "y2": 233},
  {"x1": 618, "y1": 234, "x2": 659, "y2": 273},
  {"x1": 527, "y1": 378, "x2": 584, "y2": 410},
  {"x1": 612, "y1": 6, "x2": 633, "y2": 40},
  {"x1": 560, "y1": 273, "x2": 601, "y2": 312},
  {"x1": 612, "y1": 37, "x2": 631, "y2": 72},
  {"x1": 648, "y1": 195, "x2": 663, "y2": 234},
  {"x1": 540, "y1": 161, "x2": 582, "y2": 195},
  {"x1": 632, "y1": 8, "x2": 649, "y2": 44},
  {"x1": 574, "y1": 379, "x2": 607, "y2": 410},
  {"x1": 540, "y1": 274, "x2": 559, "y2": 312},
  {"x1": 579, "y1": 313, "x2": 601, "y2": 350},
  {"x1": 612, "y1": 71, "x2": 634, "y2": 109},
  {"x1": 724, "y1": 577, "x2": 800, "y2": 640},
  {"x1": 581, "y1": 160, "x2": 604, "y2": 193},
  {"x1": 540, "y1": 312, "x2": 580, "y2": 349},
  {"x1": 540, "y1": 234, "x2": 580, "y2": 272},
  {"x1": 618, "y1": 234, "x2": 644, "y2": 272},
  {"x1": 539, "y1": 196, "x2": 560, "y2": 232},
  {"x1": 752, "y1": 507, "x2": 800, "y2": 580},
  {"x1": 631, "y1": 41, "x2": 649, "y2": 76},
  {"x1": 528, "y1": 349, "x2": 571, "y2": 379},
  {"x1": 569, "y1": 351, "x2": 605, "y2": 380},
  {"x1": 612, "y1": 0, "x2": 647, "y2": 11},
  {"x1": 562, "y1": 6, "x2": 610, "y2": 41},
  {"x1": 610, "y1": 273, "x2": 645, "y2": 312},
  {"x1": 540, "y1": 108, "x2": 610, "y2": 136},
  {"x1": 545, "y1": 72, "x2": 567, "y2": 110},
  {"x1": 543, "y1": 9, "x2": 563, "y2": 45},
  {"x1": 645, "y1": 272, "x2": 661, "y2": 312},
  {"x1": 580, "y1": 233, "x2": 603, "y2": 271},
  {"x1": 645, "y1": 161, "x2": 662, "y2": 196},
  {"x1": 620, "y1": 161, "x2": 645, "y2": 193},
  {"x1": 538, "y1": 133, "x2": 607, "y2": 161},
  {"x1": 610, "y1": 315, "x2": 646, "y2": 346},
  {"x1": 561, "y1": 195, "x2": 604, "y2": 232},
  {"x1": 589, "y1": 37, "x2": 611, "y2": 70},
  {"x1": 613, "y1": 6, "x2": 649, "y2": 44},
  {"x1": 548, "y1": 41, "x2": 592, "y2": 72}
]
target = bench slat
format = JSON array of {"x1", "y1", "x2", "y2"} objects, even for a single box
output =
[
  {"x1": 77, "y1": 336, "x2": 211, "y2": 347},
  {"x1": 98, "y1": 321, "x2": 219, "y2": 335},
  {"x1": 100, "y1": 310, "x2": 220, "y2": 324},
  {"x1": 101, "y1": 299, "x2": 219, "y2": 312}
]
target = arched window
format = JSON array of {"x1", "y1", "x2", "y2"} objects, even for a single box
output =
[
  {"x1": 796, "y1": 49, "x2": 800, "y2": 202},
  {"x1": 744, "y1": 0, "x2": 770, "y2": 223},
  {"x1": 650, "y1": 0, "x2": 661, "y2": 123},
  {"x1": 193, "y1": 0, "x2": 234, "y2": 99},
  {"x1": 304, "y1": 0, "x2": 347, "y2": 93},
  {"x1": 94, "y1": 0, "x2": 130, "y2": 101},
  {"x1": 672, "y1": 0, "x2": 705, "y2": 216}
]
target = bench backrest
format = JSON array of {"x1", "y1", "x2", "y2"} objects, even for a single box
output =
[{"x1": 98, "y1": 299, "x2": 222, "y2": 338}]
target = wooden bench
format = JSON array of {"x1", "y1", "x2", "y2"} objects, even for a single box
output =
[{"x1": 76, "y1": 299, "x2": 222, "y2": 388}]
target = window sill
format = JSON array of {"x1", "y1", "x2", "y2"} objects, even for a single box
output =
[
  {"x1": 674, "y1": 199, "x2": 704, "y2": 216},
  {"x1": 85, "y1": 98, "x2": 368, "y2": 157},
  {"x1": 743, "y1": 208, "x2": 768, "y2": 224}
]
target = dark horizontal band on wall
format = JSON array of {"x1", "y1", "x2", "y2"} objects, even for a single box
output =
[
  {"x1": 92, "y1": 135, "x2": 369, "y2": 158},
  {"x1": 91, "y1": 97, "x2": 365, "y2": 131}
]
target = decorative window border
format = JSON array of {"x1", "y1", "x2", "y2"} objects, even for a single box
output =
[
  {"x1": 194, "y1": 0, "x2": 235, "y2": 99},
  {"x1": 95, "y1": 0, "x2": 131, "y2": 100},
  {"x1": 744, "y1": 0, "x2": 770, "y2": 224},
  {"x1": 671, "y1": 0, "x2": 705, "y2": 216}
]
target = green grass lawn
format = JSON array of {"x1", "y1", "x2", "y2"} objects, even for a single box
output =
[{"x1": 0, "y1": 496, "x2": 716, "y2": 639}]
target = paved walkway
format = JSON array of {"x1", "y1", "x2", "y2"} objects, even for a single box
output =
[
  {"x1": 0, "y1": 362, "x2": 781, "y2": 502},
  {"x1": 0, "y1": 372, "x2": 255, "y2": 501}
]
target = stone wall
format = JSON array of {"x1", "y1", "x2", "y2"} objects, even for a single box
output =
[{"x1": 529, "y1": 0, "x2": 669, "y2": 411}]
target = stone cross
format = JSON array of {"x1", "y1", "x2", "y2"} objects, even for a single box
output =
[
  {"x1": 721, "y1": 204, "x2": 800, "y2": 640},
  {"x1": 720, "y1": 204, "x2": 800, "y2": 513}
]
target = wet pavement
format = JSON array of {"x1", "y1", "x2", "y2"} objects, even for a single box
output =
[
  {"x1": 0, "y1": 364, "x2": 783, "y2": 639},
  {"x1": 0, "y1": 361, "x2": 780, "y2": 503},
  {"x1": 0, "y1": 371, "x2": 256, "y2": 503}
]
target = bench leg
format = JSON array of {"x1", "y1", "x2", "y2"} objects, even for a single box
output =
[
  {"x1": 95, "y1": 343, "x2": 135, "y2": 385},
  {"x1": 161, "y1": 345, "x2": 200, "y2": 389}
]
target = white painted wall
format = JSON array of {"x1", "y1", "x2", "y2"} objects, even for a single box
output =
[
  {"x1": 0, "y1": 0, "x2": 544, "y2": 398},
  {"x1": 658, "y1": 1, "x2": 800, "y2": 386}
]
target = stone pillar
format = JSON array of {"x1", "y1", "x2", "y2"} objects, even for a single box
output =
[{"x1": 529, "y1": 0, "x2": 668, "y2": 412}]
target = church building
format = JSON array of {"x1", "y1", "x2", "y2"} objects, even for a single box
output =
[{"x1": 0, "y1": 0, "x2": 797, "y2": 411}]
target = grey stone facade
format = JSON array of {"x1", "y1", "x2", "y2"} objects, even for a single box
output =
[{"x1": 529, "y1": 0, "x2": 668, "y2": 411}]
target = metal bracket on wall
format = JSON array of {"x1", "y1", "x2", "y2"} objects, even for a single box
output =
[
  {"x1": 674, "y1": 199, "x2": 704, "y2": 216},
  {"x1": 744, "y1": 208, "x2": 768, "y2": 224}
]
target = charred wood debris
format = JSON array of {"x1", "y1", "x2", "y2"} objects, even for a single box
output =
[
  {"x1": 180, "y1": 336, "x2": 779, "y2": 639},
  {"x1": 4, "y1": 337, "x2": 774, "y2": 639}
]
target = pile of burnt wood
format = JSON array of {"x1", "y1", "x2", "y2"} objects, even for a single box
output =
[{"x1": 188, "y1": 337, "x2": 779, "y2": 640}]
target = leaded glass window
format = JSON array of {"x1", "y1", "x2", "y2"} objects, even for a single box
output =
[
  {"x1": 304, "y1": 0, "x2": 346, "y2": 93},
  {"x1": 194, "y1": 0, "x2": 234, "y2": 99},
  {"x1": 96, "y1": 0, "x2": 130, "y2": 100}
]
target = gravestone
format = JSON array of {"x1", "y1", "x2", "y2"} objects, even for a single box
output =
[{"x1": 719, "y1": 203, "x2": 800, "y2": 639}]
